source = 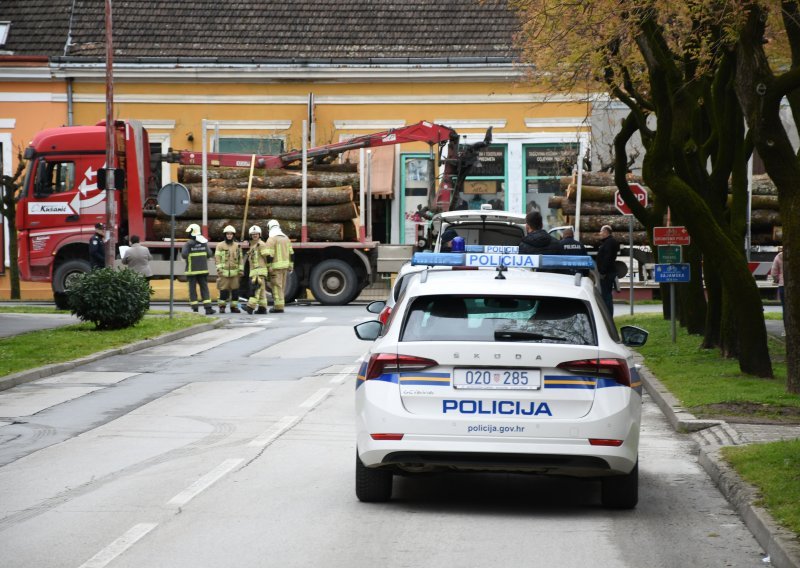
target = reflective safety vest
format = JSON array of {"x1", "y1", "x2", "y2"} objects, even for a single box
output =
[
  {"x1": 248, "y1": 239, "x2": 270, "y2": 276},
  {"x1": 181, "y1": 238, "x2": 212, "y2": 275},
  {"x1": 265, "y1": 234, "x2": 294, "y2": 270},
  {"x1": 215, "y1": 240, "x2": 243, "y2": 277}
]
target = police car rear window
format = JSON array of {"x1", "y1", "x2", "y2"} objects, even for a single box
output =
[{"x1": 401, "y1": 295, "x2": 597, "y2": 345}]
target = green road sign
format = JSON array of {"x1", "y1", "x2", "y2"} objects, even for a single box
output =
[{"x1": 658, "y1": 245, "x2": 682, "y2": 264}]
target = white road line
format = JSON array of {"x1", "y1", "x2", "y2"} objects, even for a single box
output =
[
  {"x1": 330, "y1": 365, "x2": 357, "y2": 384},
  {"x1": 77, "y1": 523, "x2": 158, "y2": 568},
  {"x1": 167, "y1": 459, "x2": 244, "y2": 507},
  {"x1": 298, "y1": 388, "x2": 331, "y2": 409},
  {"x1": 248, "y1": 415, "x2": 300, "y2": 447},
  {"x1": 301, "y1": 316, "x2": 327, "y2": 323}
]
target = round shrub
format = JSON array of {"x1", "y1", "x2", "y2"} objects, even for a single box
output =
[{"x1": 67, "y1": 267, "x2": 152, "y2": 330}]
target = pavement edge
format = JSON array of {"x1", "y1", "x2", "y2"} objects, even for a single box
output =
[
  {"x1": 637, "y1": 355, "x2": 800, "y2": 568},
  {"x1": 0, "y1": 317, "x2": 227, "y2": 393}
]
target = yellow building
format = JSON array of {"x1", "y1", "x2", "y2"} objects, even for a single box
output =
[{"x1": 0, "y1": 1, "x2": 592, "y2": 300}]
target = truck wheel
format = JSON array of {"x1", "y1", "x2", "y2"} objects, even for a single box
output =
[
  {"x1": 309, "y1": 259, "x2": 358, "y2": 305},
  {"x1": 284, "y1": 270, "x2": 299, "y2": 303},
  {"x1": 52, "y1": 259, "x2": 91, "y2": 309}
]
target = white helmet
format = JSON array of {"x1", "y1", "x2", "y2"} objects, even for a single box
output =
[
  {"x1": 248, "y1": 225, "x2": 262, "y2": 235},
  {"x1": 267, "y1": 219, "x2": 280, "y2": 231},
  {"x1": 223, "y1": 225, "x2": 236, "y2": 234},
  {"x1": 186, "y1": 223, "x2": 201, "y2": 237}
]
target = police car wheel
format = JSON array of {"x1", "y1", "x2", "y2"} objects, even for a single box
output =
[
  {"x1": 355, "y1": 453, "x2": 393, "y2": 502},
  {"x1": 600, "y1": 461, "x2": 638, "y2": 509}
]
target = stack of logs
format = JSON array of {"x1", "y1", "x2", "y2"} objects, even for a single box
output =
[
  {"x1": 151, "y1": 165, "x2": 361, "y2": 241},
  {"x1": 547, "y1": 172, "x2": 782, "y2": 247}
]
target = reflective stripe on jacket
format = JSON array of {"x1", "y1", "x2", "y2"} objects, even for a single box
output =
[
  {"x1": 248, "y1": 239, "x2": 270, "y2": 276},
  {"x1": 265, "y1": 234, "x2": 294, "y2": 270},
  {"x1": 181, "y1": 238, "x2": 212, "y2": 275},
  {"x1": 215, "y1": 240, "x2": 243, "y2": 277}
]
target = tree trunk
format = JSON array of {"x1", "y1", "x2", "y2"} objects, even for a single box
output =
[
  {"x1": 578, "y1": 215, "x2": 645, "y2": 231},
  {"x1": 180, "y1": 167, "x2": 359, "y2": 188},
  {"x1": 561, "y1": 201, "x2": 622, "y2": 216},
  {"x1": 158, "y1": 201, "x2": 358, "y2": 222},
  {"x1": 188, "y1": 185, "x2": 354, "y2": 206},
  {"x1": 560, "y1": 172, "x2": 644, "y2": 188},
  {"x1": 702, "y1": 266, "x2": 722, "y2": 349},
  {"x1": 682, "y1": 243, "x2": 707, "y2": 335}
]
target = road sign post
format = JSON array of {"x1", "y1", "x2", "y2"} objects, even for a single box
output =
[
  {"x1": 157, "y1": 183, "x2": 190, "y2": 319},
  {"x1": 654, "y1": 263, "x2": 691, "y2": 342},
  {"x1": 614, "y1": 184, "x2": 648, "y2": 316}
]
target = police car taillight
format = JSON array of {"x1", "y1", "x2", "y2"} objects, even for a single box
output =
[
  {"x1": 364, "y1": 353, "x2": 438, "y2": 381},
  {"x1": 556, "y1": 358, "x2": 631, "y2": 387}
]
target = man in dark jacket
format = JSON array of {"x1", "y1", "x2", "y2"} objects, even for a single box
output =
[
  {"x1": 519, "y1": 211, "x2": 563, "y2": 255},
  {"x1": 596, "y1": 224, "x2": 620, "y2": 315},
  {"x1": 560, "y1": 227, "x2": 587, "y2": 255},
  {"x1": 89, "y1": 223, "x2": 105, "y2": 269}
]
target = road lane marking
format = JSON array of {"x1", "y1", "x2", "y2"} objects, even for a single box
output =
[
  {"x1": 77, "y1": 523, "x2": 157, "y2": 568},
  {"x1": 301, "y1": 316, "x2": 327, "y2": 323},
  {"x1": 248, "y1": 416, "x2": 300, "y2": 447},
  {"x1": 298, "y1": 388, "x2": 331, "y2": 409},
  {"x1": 330, "y1": 365, "x2": 357, "y2": 385},
  {"x1": 166, "y1": 458, "x2": 244, "y2": 507}
]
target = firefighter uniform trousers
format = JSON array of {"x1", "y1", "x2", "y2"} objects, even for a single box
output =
[
  {"x1": 247, "y1": 238, "x2": 270, "y2": 310},
  {"x1": 215, "y1": 239, "x2": 243, "y2": 309},
  {"x1": 265, "y1": 233, "x2": 294, "y2": 310}
]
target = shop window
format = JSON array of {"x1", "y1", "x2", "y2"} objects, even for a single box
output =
[
  {"x1": 523, "y1": 143, "x2": 578, "y2": 225},
  {"x1": 454, "y1": 144, "x2": 507, "y2": 211}
]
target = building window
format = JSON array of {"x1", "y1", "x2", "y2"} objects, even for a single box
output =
[
  {"x1": 454, "y1": 144, "x2": 507, "y2": 211},
  {"x1": 0, "y1": 22, "x2": 10, "y2": 46},
  {"x1": 217, "y1": 137, "x2": 284, "y2": 156},
  {"x1": 523, "y1": 143, "x2": 578, "y2": 225}
]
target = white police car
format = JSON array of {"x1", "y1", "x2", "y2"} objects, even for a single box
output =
[{"x1": 354, "y1": 252, "x2": 648, "y2": 508}]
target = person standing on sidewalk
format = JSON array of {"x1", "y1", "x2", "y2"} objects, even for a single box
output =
[
  {"x1": 214, "y1": 225, "x2": 243, "y2": 313},
  {"x1": 264, "y1": 219, "x2": 294, "y2": 313},
  {"x1": 122, "y1": 235, "x2": 153, "y2": 279},
  {"x1": 245, "y1": 225, "x2": 270, "y2": 315},
  {"x1": 771, "y1": 247, "x2": 785, "y2": 335},
  {"x1": 89, "y1": 223, "x2": 106, "y2": 269},
  {"x1": 596, "y1": 224, "x2": 620, "y2": 316},
  {"x1": 181, "y1": 224, "x2": 216, "y2": 315}
]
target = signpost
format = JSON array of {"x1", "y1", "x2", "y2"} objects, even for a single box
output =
[
  {"x1": 653, "y1": 233, "x2": 691, "y2": 342},
  {"x1": 653, "y1": 226, "x2": 691, "y2": 246},
  {"x1": 614, "y1": 183, "x2": 649, "y2": 315},
  {"x1": 157, "y1": 183, "x2": 190, "y2": 319}
]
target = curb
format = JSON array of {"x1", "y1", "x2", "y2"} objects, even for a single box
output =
[
  {"x1": 0, "y1": 317, "x2": 227, "y2": 393},
  {"x1": 637, "y1": 355, "x2": 800, "y2": 568}
]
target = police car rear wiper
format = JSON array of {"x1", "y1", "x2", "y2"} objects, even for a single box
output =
[{"x1": 494, "y1": 330, "x2": 565, "y2": 342}]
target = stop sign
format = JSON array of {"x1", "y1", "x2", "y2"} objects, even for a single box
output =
[{"x1": 614, "y1": 183, "x2": 648, "y2": 215}]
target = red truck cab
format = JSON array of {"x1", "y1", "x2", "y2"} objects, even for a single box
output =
[{"x1": 17, "y1": 120, "x2": 151, "y2": 307}]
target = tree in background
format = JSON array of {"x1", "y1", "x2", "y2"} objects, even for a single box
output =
[
  {"x1": 511, "y1": 1, "x2": 773, "y2": 377},
  {"x1": 0, "y1": 151, "x2": 24, "y2": 300}
]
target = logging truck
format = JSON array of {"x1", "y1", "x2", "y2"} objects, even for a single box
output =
[{"x1": 16, "y1": 120, "x2": 487, "y2": 308}]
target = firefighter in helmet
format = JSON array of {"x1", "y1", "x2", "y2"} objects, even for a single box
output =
[
  {"x1": 181, "y1": 223, "x2": 215, "y2": 314},
  {"x1": 215, "y1": 224, "x2": 244, "y2": 313},
  {"x1": 245, "y1": 224, "x2": 270, "y2": 314},
  {"x1": 265, "y1": 219, "x2": 294, "y2": 313}
]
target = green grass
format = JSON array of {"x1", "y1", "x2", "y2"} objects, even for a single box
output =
[
  {"x1": 616, "y1": 313, "x2": 796, "y2": 416},
  {"x1": 722, "y1": 440, "x2": 800, "y2": 535},
  {"x1": 0, "y1": 313, "x2": 210, "y2": 377}
]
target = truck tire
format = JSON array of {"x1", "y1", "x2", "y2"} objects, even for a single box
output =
[
  {"x1": 284, "y1": 270, "x2": 299, "y2": 303},
  {"x1": 52, "y1": 259, "x2": 91, "y2": 310},
  {"x1": 309, "y1": 259, "x2": 358, "y2": 305}
]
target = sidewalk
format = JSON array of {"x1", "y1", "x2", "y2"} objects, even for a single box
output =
[{"x1": 638, "y1": 337, "x2": 800, "y2": 568}]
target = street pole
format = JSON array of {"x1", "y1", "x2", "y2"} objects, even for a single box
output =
[
  {"x1": 629, "y1": 215, "x2": 634, "y2": 316},
  {"x1": 671, "y1": 283, "x2": 677, "y2": 343},
  {"x1": 104, "y1": 0, "x2": 117, "y2": 268}
]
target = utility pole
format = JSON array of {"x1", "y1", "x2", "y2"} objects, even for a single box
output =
[{"x1": 103, "y1": 0, "x2": 117, "y2": 268}]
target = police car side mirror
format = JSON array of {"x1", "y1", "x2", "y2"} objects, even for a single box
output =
[
  {"x1": 620, "y1": 325, "x2": 648, "y2": 347},
  {"x1": 354, "y1": 320, "x2": 383, "y2": 341},
  {"x1": 366, "y1": 300, "x2": 386, "y2": 314}
]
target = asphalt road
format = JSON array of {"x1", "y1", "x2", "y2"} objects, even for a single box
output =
[{"x1": 0, "y1": 305, "x2": 773, "y2": 567}]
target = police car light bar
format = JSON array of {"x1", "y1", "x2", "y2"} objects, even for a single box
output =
[{"x1": 411, "y1": 252, "x2": 595, "y2": 270}]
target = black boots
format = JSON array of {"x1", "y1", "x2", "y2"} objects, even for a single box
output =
[
  {"x1": 204, "y1": 305, "x2": 216, "y2": 315},
  {"x1": 219, "y1": 305, "x2": 226, "y2": 313},
  {"x1": 255, "y1": 307, "x2": 268, "y2": 315},
  {"x1": 230, "y1": 305, "x2": 241, "y2": 313}
]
